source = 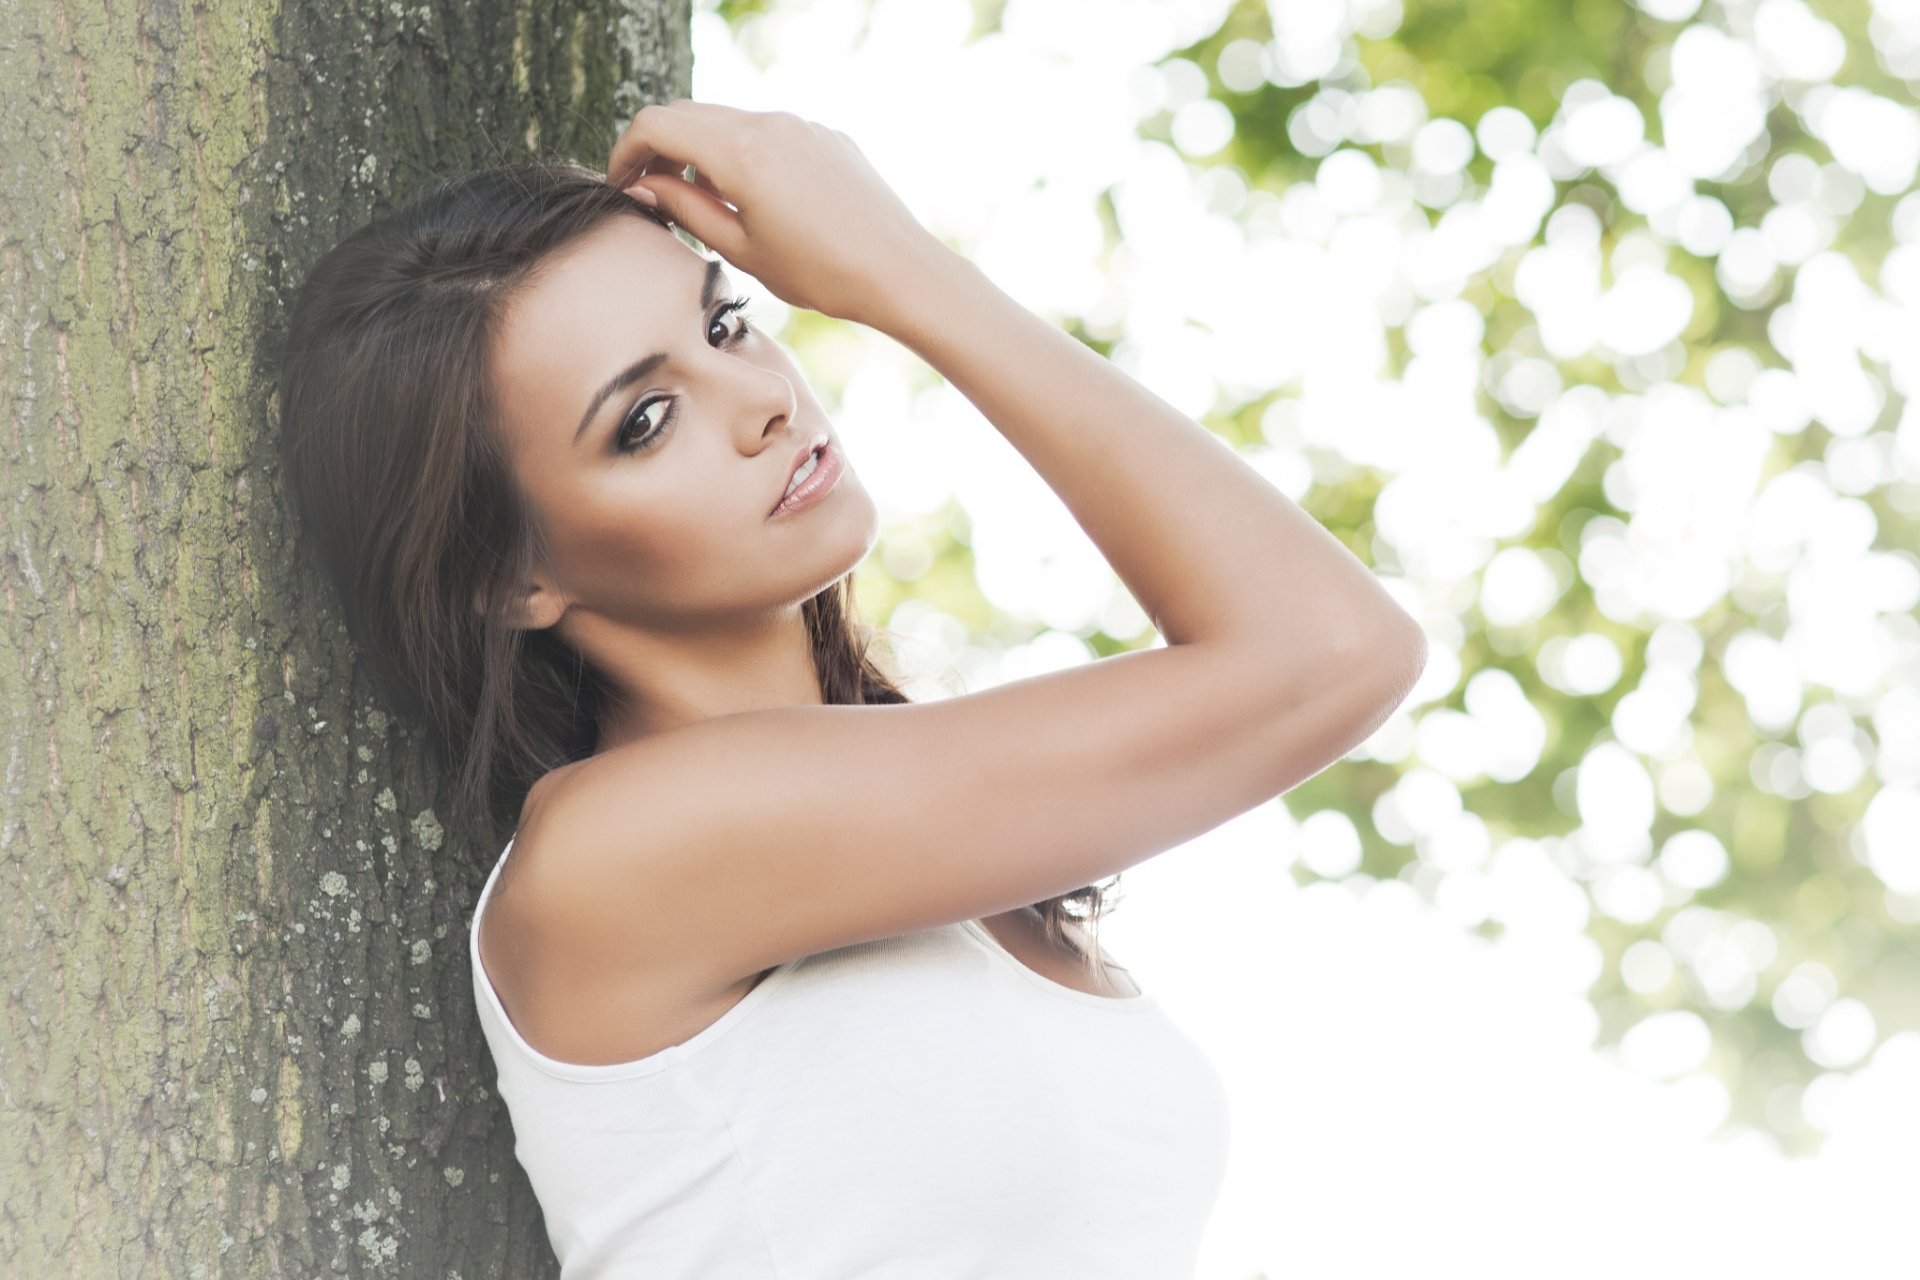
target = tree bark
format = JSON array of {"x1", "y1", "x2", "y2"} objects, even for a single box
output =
[{"x1": 0, "y1": 1, "x2": 689, "y2": 1273}]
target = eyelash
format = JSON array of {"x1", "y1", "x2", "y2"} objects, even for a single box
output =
[{"x1": 614, "y1": 297, "x2": 757, "y2": 454}]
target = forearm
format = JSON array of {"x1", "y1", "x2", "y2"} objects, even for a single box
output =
[{"x1": 869, "y1": 242, "x2": 1423, "y2": 666}]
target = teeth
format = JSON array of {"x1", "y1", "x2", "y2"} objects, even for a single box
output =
[{"x1": 784, "y1": 451, "x2": 820, "y2": 496}]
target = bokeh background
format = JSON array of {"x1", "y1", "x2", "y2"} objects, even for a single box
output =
[{"x1": 687, "y1": 0, "x2": 1918, "y2": 1274}]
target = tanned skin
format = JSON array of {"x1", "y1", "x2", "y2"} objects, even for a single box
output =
[{"x1": 475, "y1": 101, "x2": 1427, "y2": 1066}]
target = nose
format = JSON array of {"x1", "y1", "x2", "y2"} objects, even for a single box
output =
[{"x1": 741, "y1": 358, "x2": 797, "y2": 448}]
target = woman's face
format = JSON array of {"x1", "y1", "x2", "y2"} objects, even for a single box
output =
[{"x1": 488, "y1": 213, "x2": 877, "y2": 637}]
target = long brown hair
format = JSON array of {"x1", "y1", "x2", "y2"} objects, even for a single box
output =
[{"x1": 274, "y1": 159, "x2": 1120, "y2": 983}]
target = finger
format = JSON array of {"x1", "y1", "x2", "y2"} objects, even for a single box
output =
[
  {"x1": 626, "y1": 174, "x2": 746, "y2": 261},
  {"x1": 606, "y1": 100, "x2": 751, "y2": 192},
  {"x1": 625, "y1": 156, "x2": 732, "y2": 211},
  {"x1": 606, "y1": 103, "x2": 701, "y2": 187},
  {"x1": 637, "y1": 154, "x2": 722, "y2": 197},
  {"x1": 687, "y1": 165, "x2": 732, "y2": 207}
]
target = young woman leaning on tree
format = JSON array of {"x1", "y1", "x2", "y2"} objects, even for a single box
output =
[{"x1": 275, "y1": 98, "x2": 1425, "y2": 1278}]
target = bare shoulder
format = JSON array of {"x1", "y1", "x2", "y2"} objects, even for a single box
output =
[
  {"x1": 479, "y1": 758, "x2": 633, "y2": 999},
  {"x1": 479, "y1": 753, "x2": 755, "y2": 1065},
  {"x1": 482, "y1": 635, "x2": 1389, "y2": 995},
  {"x1": 500, "y1": 753, "x2": 631, "y2": 920}
]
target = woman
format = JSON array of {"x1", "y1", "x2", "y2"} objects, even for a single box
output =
[{"x1": 276, "y1": 99, "x2": 1426, "y2": 1278}]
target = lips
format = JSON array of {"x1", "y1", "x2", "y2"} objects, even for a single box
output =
[{"x1": 773, "y1": 430, "x2": 831, "y2": 515}]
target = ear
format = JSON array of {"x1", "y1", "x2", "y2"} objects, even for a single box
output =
[{"x1": 473, "y1": 576, "x2": 567, "y2": 631}]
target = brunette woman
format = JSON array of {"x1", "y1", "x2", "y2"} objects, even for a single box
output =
[{"x1": 275, "y1": 99, "x2": 1425, "y2": 1278}]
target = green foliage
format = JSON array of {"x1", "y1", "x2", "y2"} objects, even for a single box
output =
[
  {"x1": 1162, "y1": 0, "x2": 1914, "y2": 1157},
  {"x1": 713, "y1": 0, "x2": 776, "y2": 23},
  {"x1": 717, "y1": 0, "x2": 1918, "y2": 1158}
]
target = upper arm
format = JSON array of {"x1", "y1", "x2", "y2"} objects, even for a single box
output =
[{"x1": 519, "y1": 637, "x2": 1417, "y2": 991}]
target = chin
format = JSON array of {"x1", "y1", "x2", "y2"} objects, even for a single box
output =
[
  {"x1": 847, "y1": 483, "x2": 883, "y2": 565},
  {"x1": 807, "y1": 468, "x2": 879, "y2": 560},
  {"x1": 767, "y1": 479, "x2": 876, "y2": 593}
]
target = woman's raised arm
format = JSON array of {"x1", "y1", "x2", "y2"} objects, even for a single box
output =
[
  {"x1": 612, "y1": 99, "x2": 1423, "y2": 680},
  {"x1": 871, "y1": 239, "x2": 1424, "y2": 677},
  {"x1": 508, "y1": 102, "x2": 1428, "y2": 991}
]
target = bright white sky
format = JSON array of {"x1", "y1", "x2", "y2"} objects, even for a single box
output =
[{"x1": 690, "y1": 1, "x2": 1919, "y2": 1274}]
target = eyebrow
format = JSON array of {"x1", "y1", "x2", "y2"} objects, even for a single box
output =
[{"x1": 573, "y1": 257, "x2": 728, "y2": 445}]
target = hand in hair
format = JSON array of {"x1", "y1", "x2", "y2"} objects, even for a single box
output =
[{"x1": 607, "y1": 99, "x2": 942, "y2": 331}]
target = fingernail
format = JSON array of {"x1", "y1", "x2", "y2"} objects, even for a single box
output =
[{"x1": 627, "y1": 184, "x2": 658, "y2": 209}]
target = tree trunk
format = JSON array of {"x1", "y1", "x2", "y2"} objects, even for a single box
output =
[{"x1": 0, "y1": 1, "x2": 688, "y2": 1272}]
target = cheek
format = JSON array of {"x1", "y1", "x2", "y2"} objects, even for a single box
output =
[{"x1": 567, "y1": 488, "x2": 750, "y2": 595}]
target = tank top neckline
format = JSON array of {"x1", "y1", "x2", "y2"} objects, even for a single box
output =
[{"x1": 954, "y1": 918, "x2": 1155, "y2": 1008}]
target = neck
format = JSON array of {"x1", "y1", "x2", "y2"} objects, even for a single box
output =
[{"x1": 576, "y1": 607, "x2": 823, "y2": 755}]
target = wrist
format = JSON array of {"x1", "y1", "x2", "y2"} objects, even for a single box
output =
[{"x1": 856, "y1": 234, "x2": 981, "y2": 346}]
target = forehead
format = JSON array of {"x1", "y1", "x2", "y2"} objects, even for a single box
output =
[{"x1": 490, "y1": 215, "x2": 713, "y2": 443}]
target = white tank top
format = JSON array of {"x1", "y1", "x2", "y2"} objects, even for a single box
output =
[{"x1": 468, "y1": 835, "x2": 1231, "y2": 1278}]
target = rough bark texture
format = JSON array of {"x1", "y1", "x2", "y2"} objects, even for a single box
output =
[{"x1": 0, "y1": 1, "x2": 689, "y2": 1273}]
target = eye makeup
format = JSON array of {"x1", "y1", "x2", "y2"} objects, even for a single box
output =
[
  {"x1": 611, "y1": 297, "x2": 756, "y2": 455},
  {"x1": 572, "y1": 256, "x2": 731, "y2": 446}
]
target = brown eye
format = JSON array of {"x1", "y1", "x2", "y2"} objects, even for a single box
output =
[
  {"x1": 615, "y1": 299, "x2": 756, "y2": 456},
  {"x1": 615, "y1": 397, "x2": 674, "y2": 454},
  {"x1": 711, "y1": 297, "x2": 753, "y2": 346}
]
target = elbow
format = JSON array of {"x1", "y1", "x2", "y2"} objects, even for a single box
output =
[
  {"x1": 1395, "y1": 631, "x2": 1428, "y2": 712},
  {"x1": 1384, "y1": 613, "x2": 1427, "y2": 676},
  {"x1": 1241, "y1": 620, "x2": 1428, "y2": 800},
  {"x1": 1373, "y1": 617, "x2": 1428, "y2": 712},
  {"x1": 1335, "y1": 612, "x2": 1427, "y2": 715}
]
